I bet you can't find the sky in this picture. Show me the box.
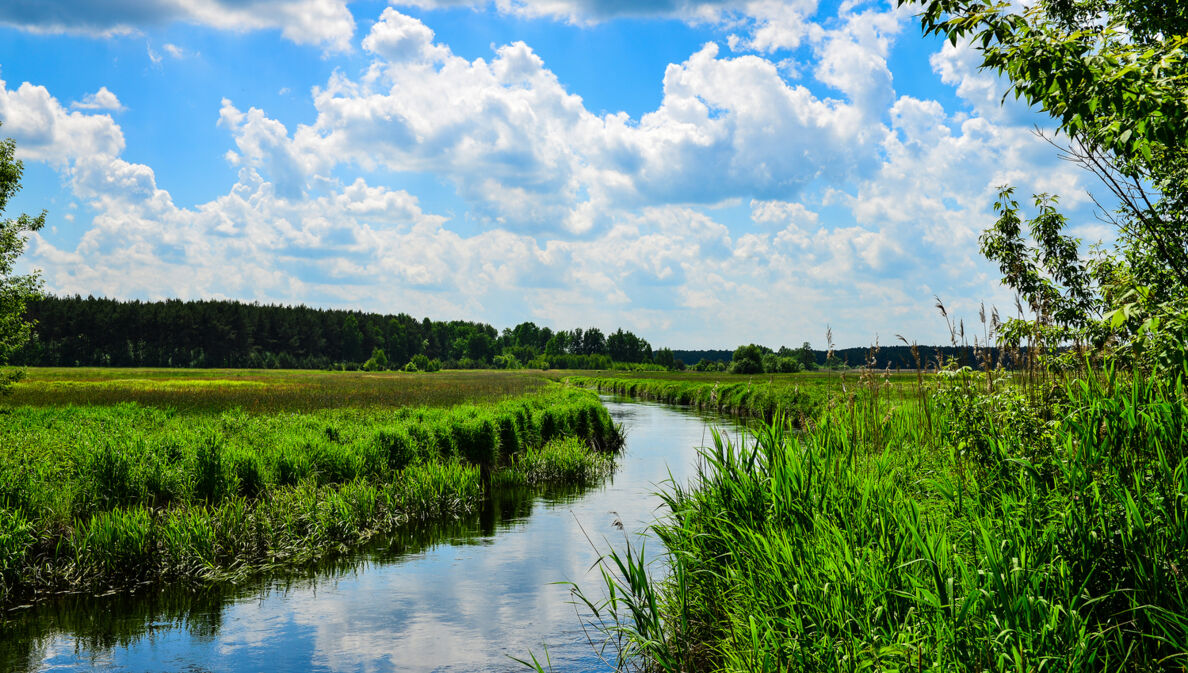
[0,0,1110,348]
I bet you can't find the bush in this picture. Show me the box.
[362,347,389,371]
[492,353,520,369]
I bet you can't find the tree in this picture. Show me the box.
[0,127,45,392]
[799,342,816,370]
[655,347,676,370]
[544,332,570,356]
[465,331,493,362]
[581,327,607,357]
[730,344,766,374]
[362,346,389,371]
[902,0,1188,365]
[341,314,364,362]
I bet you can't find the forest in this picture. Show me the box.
[12,295,657,371]
[14,295,1003,373]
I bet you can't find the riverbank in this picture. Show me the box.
[566,374,829,425]
[578,370,1188,671]
[0,385,621,605]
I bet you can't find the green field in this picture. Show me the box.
[2,367,554,412]
[0,368,622,604]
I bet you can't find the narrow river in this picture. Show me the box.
[2,398,745,672]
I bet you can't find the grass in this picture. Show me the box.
[2,367,552,413]
[0,370,623,605]
[567,366,1188,672]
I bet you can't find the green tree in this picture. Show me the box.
[362,346,388,371]
[799,342,816,370]
[466,331,493,362]
[410,353,430,372]
[0,127,45,392]
[341,314,364,362]
[903,0,1188,364]
[544,332,569,356]
[655,347,676,370]
[730,344,766,374]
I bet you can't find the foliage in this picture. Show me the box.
[362,346,389,371]
[0,127,45,393]
[691,358,727,372]
[729,344,766,374]
[654,347,676,370]
[982,188,1101,333]
[492,353,521,369]
[902,0,1188,367]
[544,353,612,370]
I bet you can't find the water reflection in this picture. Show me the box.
[1,398,743,672]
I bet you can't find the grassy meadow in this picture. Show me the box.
[3,367,553,412]
[0,367,621,605]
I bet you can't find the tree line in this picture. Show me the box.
[678,344,1009,372]
[13,295,659,371]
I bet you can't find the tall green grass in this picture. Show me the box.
[0,387,621,604]
[572,367,1187,671]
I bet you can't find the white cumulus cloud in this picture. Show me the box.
[70,86,125,112]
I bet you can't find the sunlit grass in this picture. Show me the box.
[2,367,551,413]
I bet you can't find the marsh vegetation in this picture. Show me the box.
[0,371,621,605]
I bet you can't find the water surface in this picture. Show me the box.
[2,398,743,672]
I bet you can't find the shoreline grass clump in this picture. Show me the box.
[571,366,1187,672]
[0,386,621,605]
[496,435,615,487]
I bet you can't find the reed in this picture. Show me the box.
[568,365,1188,671]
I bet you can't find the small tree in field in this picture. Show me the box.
[0,125,44,393]
[362,346,389,371]
[730,344,766,374]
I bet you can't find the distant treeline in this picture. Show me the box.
[14,296,661,371]
[675,345,1009,371]
[15,296,1007,372]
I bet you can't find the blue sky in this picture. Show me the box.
[0,0,1107,347]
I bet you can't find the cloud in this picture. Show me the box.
[218,99,316,200]
[0,75,125,164]
[162,42,197,59]
[362,7,448,62]
[296,11,895,232]
[11,5,1108,347]
[70,86,125,112]
[0,0,356,52]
